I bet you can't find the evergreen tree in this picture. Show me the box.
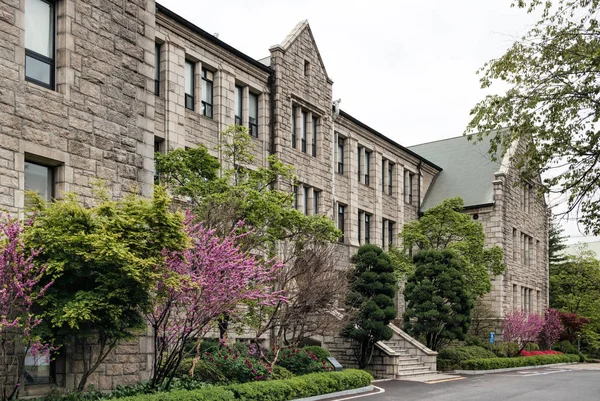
[549,215,567,268]
[342,245,397,368]
[403,249,473,351]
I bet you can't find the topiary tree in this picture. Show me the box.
[342,244,397,369]
[403,249,474,351]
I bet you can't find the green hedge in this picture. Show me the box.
[225,370,372,401]
[437,346,497,371]
[113,370,372,401]
[113,387,235,401]
[460,354,580,370]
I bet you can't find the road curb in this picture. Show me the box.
[291,385,374,401]
[454,362,578,375]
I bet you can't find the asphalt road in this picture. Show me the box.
[327,365,600,401]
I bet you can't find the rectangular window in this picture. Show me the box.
[364,150,371,186]
[303,186,309,215]
[358,211,363,245]
[235,85,243,125]
[293,185,298,209]
[537,290,541,312]
[249,92,258,137]
[513,284,518,310]
[25,161,54,203]
[201,68,213,118]
[154,140,163,184]
[382,160,386,192]
[154,43,161,96]
[358,146,362,182]
[382,219,387,249]
[312,117,318,157]
[24,348,51,384]
[338,204,345,243]
[337,136,345,174]
[513,228,519,262]
[521,233,532,266]
[388,163,394,195]
[292,107,297,148]
[364,213,371,244]
[301,111,307,153]
[388,221,394,247]
[313,190,320,215]
[25,0,55,89]
[184,60,195,110]
[405,171,414,204]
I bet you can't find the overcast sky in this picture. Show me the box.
[158,0,593,244]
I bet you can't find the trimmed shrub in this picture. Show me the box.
[302,346,331,360]
[277,347,332,375]
[524,343,540,351]
[271,365,295,380]
[553,340,578,355]
[174,358,228,383]
[520,350,562,357]
[224,369,372,401]
[490,342,520,358]
[113,387,235,401]
[437,346,496,371]
[461,354,579,370]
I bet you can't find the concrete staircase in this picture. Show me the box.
[384,342,438,378]
[373,323,439,379]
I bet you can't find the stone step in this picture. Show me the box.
[396,367,435,377]
[398,360,424,367]
[397,356,419,362]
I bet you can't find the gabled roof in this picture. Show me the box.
[408,134,504,211]
[270,20,332,83]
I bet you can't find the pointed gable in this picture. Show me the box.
[270,20,333,84]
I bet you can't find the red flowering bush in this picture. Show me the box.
[520,350,563,357]
[201,342,272,383]
[276,347,333,375]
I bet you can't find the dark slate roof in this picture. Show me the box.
[408,134,503,211]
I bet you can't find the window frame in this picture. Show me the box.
[303,186,309,215]
[388,163,394,195]
[313,190,320,215]
[338,204,345,243]
[291,107,297,148]
[234,85,243,125]
[24,160,55,204]
[364,213,371,244]
[184,60,195,111]
[154,43,161,96]
[388,221,394,247]
[364,150,371,186]
[24,0,56,90]
[337,135,345,174]
[201,68,213,118]
[301,111,307,153]
[312,117,318,157]
[249,91,258,137]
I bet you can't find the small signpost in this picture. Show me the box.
[490,331,495,344]
[326,356,343,371]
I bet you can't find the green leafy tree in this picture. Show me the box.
[156,125,340,344]
[467,0,600,234]
[342,245,397,369]
[400,197,505,298]
[550,243,600,349]
[403,249,474,351]
[24,186,186,391]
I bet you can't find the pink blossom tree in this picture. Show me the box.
[502,310,545,351]
[148,215,285,389]
[538,308,564,350]
[0,216,52,401]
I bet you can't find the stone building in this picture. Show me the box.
[0,0,547,389]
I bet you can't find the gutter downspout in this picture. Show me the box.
[268,73,276,158]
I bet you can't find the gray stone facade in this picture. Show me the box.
[0,0,547,391]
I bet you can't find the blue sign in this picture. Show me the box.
[490,331,495,344]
